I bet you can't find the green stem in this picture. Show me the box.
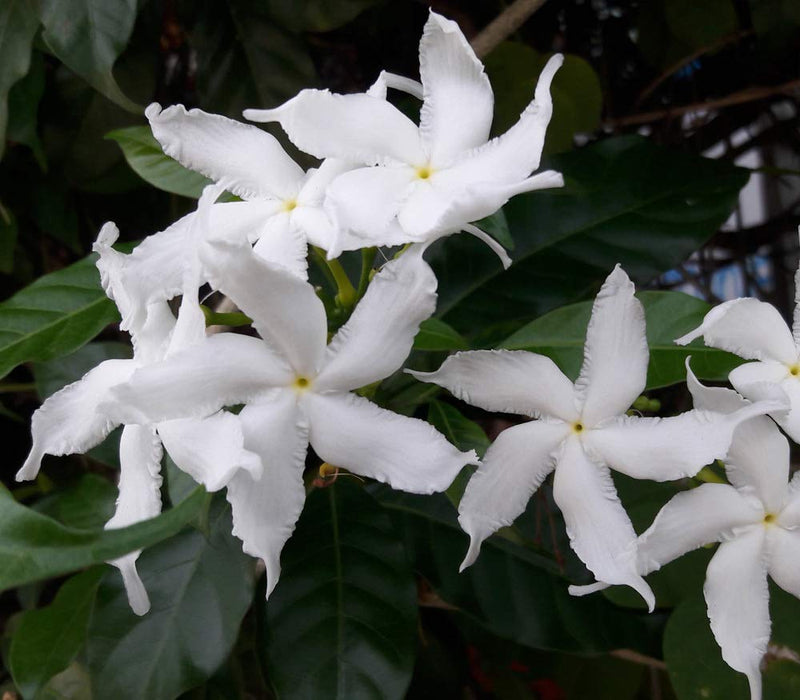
[0,382,36,394]
[357,248,377,298]
[315,247,357,307]
[694,465,727,484]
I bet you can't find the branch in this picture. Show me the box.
[470,0,550,58]
[610,649,668,670]
[605,79,800,129]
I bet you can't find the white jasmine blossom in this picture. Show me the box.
[409,266,785,610]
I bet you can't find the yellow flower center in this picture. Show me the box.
[790,364,800,377]
[282,199,298,212]
[764,513,777,526]
[415,165,433,180]
[572,422,584,434]
[292,375,311,392]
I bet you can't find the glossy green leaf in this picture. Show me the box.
[262,481,417,699]
[413,318,469,351]
[38,0,140,112]
[485,44,603,154]
[33,474,117,531]
[0,0,38,160]
[86,500,255,699]
[427,400,489,458]
[665,586,800,699]
[433,136,749,334]
[0,253,118,381]
[476,207,514,250]
[9,567,105,700]
[106,126,213,198]
[374,487,663,655]
[34,341,132,399]
[0,484,206,592]
[264,0,382,32]
[501,291,743,390]
[7,49,46,167]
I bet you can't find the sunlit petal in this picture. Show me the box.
[729,361,800,443]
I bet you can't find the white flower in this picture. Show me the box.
[629,371,800,700]
[676,259,800,442]
[409,266,784,610]
[244,11,564,259]
[17,221,260,616]
[106,241,477,597]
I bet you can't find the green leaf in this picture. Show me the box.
[106,126,214,198]
[485,44,603,154]
[0,484,206,592]
[264,0,383,32]
[0,0,38,161]
[86,500,255,699]
[262,481,417,699]
[501,291,743,390]
[427,400,489,458]
[33,340,132,399]
[0,200,17,274]
[38,0,140,112]
[476,207,514,250]
[374,487,663,655]
[9,567,105,700]
[7,49,46,167]
[433,136,749,334]
[33,474,117,531]
[413,318,469,351]
[664,586,800,699]
[0,253,118,381]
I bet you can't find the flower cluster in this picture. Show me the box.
[18,9,800,699]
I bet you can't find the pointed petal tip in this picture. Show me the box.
[144,102,163,121]
[16,448,43,482]
[243,107,280,123]
[675,327,702,346]
[118,559,151,616]
[93,222,120,252]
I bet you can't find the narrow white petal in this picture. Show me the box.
[675,297,797,364]
[157,412,262,492]
[226,390,309,598]
[325,165,416,239]
[409,349,578,422]
[305,392,475,494]
[109,335,292,424]
[418,11,493,163]
[687,362,790,512]
[146,103,303,200]
[586,396,784,482]
[17,359,136,481]
[553,438,655,610]
[767,527,800,599]
[573,265,648,425]
[457,420,568,570]
[462,224,512,269]
[251,212,309,280]
[440,54,562,185]
[793,263,800,345]
[106,425,164,616]
[637,483,762,575]
[367,70,423,100]
[730,362,800,443]
[315,247,437,392]
[200,239,327,377]
[704,528,769,700]
[244,90,425,166]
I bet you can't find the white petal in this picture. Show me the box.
[704,528,769,700]
[200,239,327,378]
[157,412,262,492]
[793,263,800,346]
[146,103,303,200]
[315,247,437,392]
[574,265,648,426]
[290,206,341,252]
[109,335,292,424]
[553,437,655,610]
[586,397,784,482]
[767,527,800,599]
[297,157,356,204]
[730,362,800,443]
[304,392,475,494]
[441,54,562,185]
[637,483,762,575]
[457,419,568,570]
[408,349,578,422]
[18,359,136,481]
[325,165,416,240]
[251,212,309,280]
[687,361,790,512]
[418,11,493,163]
[106,424,164,616]
[675,297,797,364]
[226,390,309,597]
[367,70,423,100]
[244,90,425,166]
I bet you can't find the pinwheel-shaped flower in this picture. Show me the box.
[18,223,260,615]
[245,11,564,252]
[631,370,800,700]
[677,265,800,441]
[108,241,476,596]
[410,266,783,609]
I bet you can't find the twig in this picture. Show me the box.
[605,79,800,129]
[610,649,668,670]
[470,0,550,58]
